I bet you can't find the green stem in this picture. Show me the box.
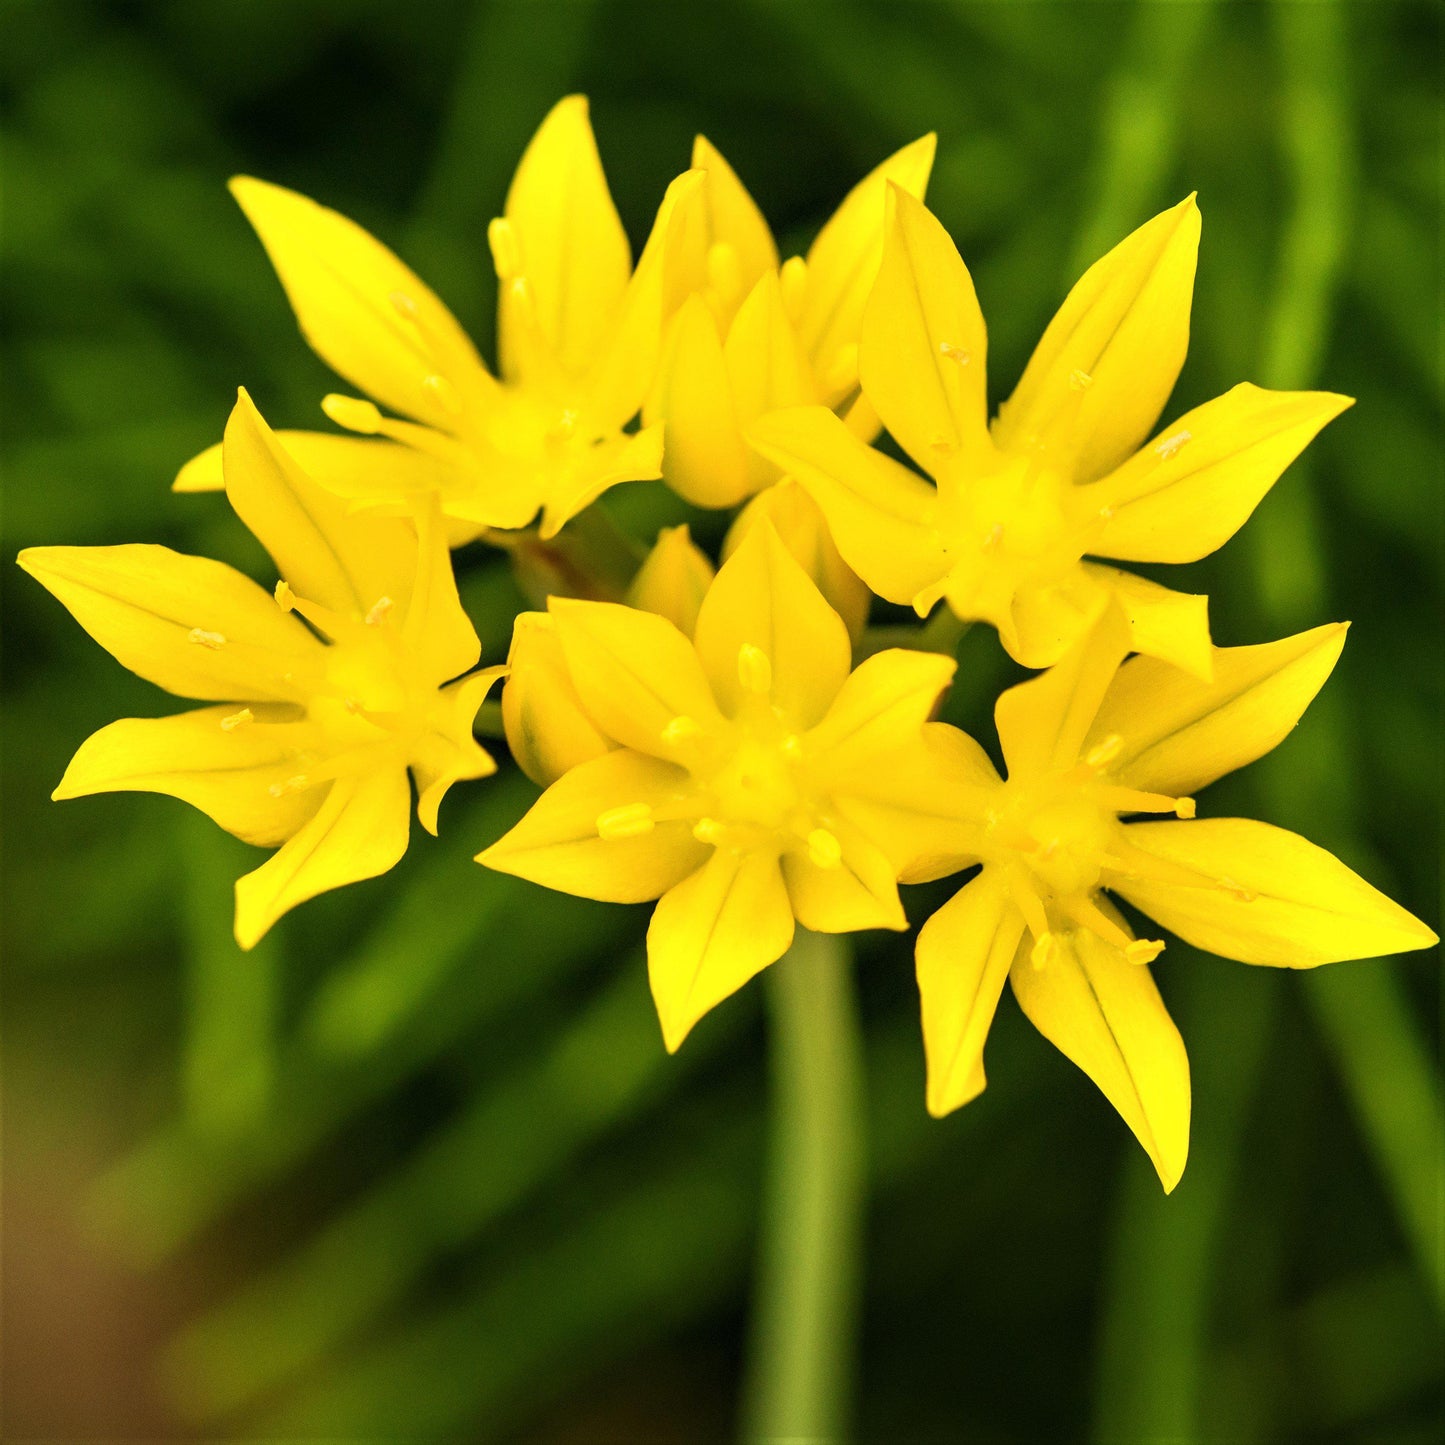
[741,930,866,1444]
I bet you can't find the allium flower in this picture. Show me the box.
[751,187,1353,673]
[20,392,500,947]
[480,524,977,1050]
[176,97,701,540]
[908,611,1437,1188]
[645,132,935,510]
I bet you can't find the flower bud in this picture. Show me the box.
[626,525,716,637]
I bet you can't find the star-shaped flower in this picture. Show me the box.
[751,187,1353,673]
[907,611,1436,1189]
[480,523,979,1050]
[21,392,501,948]
[176,97,701,540]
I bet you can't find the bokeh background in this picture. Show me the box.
[3,0,1441,1439]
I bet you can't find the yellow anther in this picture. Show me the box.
[365,596,395,627]
[662,715,702,747]
[692,817,725,846]
[487,217,521,281]
[982,522,1004,552]
[596,803,655,840]
[1030,930,1058,970]
[938,341,972,366]
[1154,429,1192,461]
[268,774,309,798]
[1085,733,1124,770]
[187,628,226,650]
[1069,368,1093,391]
[1174,796,1197,820]
[422,373,461,414]
[274,580,296,612]
[1124,938,1166,966]
[807,828,843,869]
[220,707,254,732]
[322,394,383,434]
[737,643,772,695]
[779,255,808,318]
[388,290,419,320]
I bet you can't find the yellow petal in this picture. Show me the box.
[998,569,1112,670]
[230,176,488,430]
[723,269,816,471]
[647,294,751,507]
[18,543,319,702]
[693,522,851,729]
[1085,563,1213,679]
[502,95,630,379]
[409,668,504,835]
[748,406,945,606]
[233,767,412,949]
[626,525,716,638]
[1010,922,1190,1192]
[537,422,665,539]
[501,612,614,787]
[782,814,906,934]
[223,391,417,617]
[478,749,705,902]
[1116,819,1439,966]
[648,846,794,1051]
[723,480,871,641]
[548,597,721,758]
[995,605,1132,780]
[1089,385,1355,562]
[797,133,936,405]
[916,867,1026,1116]
[691,134,779,310]
[53,705,325,846]
[860,185,992,474]
[994,196,1200,483]
[399,501,481,685]
[808,648,957,775]
[1089,623,1348,796]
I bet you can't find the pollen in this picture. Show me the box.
[220,707,254,732]
[938,342,972,366]
[807,827,843,869]
[187,628,226,649]
[1068,368,1093,391]
[365,596,395,627]
[596,803,655,840]
[268,774,310,798]
[1154,429,1192,460]
[737,643,773,696]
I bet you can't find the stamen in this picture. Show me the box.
[596,803,655,840]
[487,217,521,282]
[1085,733,1123,770]
[268,774,310,798]
[187,628,226,649]
[322,395,383,435]
[1154,429,1192,461]
[1011,880,1050,943]
[1099,785,1192,817]
[365,596,395,627]
[1125,938,1166,965]
[1030,931,1058,970]
[807,828,842,869]
[1174,797,1197,820]
[938,342,972,367]
[737,643,772,696]
[220,707,254,732]
[692,817,725,846]
[662,715,701,747]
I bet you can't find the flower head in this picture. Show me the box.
[21,391,500,947]
[910,609,1436,1189]
[480,523,981,1051]
[751,187,1354,673]
[177,97,702,540]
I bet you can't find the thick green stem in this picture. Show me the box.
[741,929,866,1444]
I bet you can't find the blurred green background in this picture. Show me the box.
[2,0,1440,1439]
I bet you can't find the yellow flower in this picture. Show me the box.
[751,187,1354,674]
[176,97,702,540]
[644,132,935,509]
[910,610,1436,1190]
[480,523,980,1051]
[20,391,501,948]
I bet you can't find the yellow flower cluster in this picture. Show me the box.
[21,97,1434,1187]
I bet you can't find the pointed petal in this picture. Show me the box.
[400,501,481,684]
[691,134,779,303]
[647,294,751,507]
[995,606,1132,779]
[479,749,705,904]
[1000,569,1113,670]
[748,406,945,606]
[223,391,416,616]
[808,648,957,775]
[1011,923,1190,1191]
[1089,385,1355,562]
[693,523,851,729]
[230,176,486,430]
[917,868,1026,1116]
[537,422,665,538]
[648,847,794,1051]
[1116,819,1439,966]
[548,597,721,758]
[725,269,816,420]
[18,543,319,702]
[994,196,1200,483]
[410,669,502,835]
[1089,624,1348,796]
[502,95,630,378]
[1086,563,1213,679]
[626,524,716,638]
[860,185,992,474]
[233,767,412,949]
[797,133,936,404]
[782,812,907,934]
[53,705,324,846]
[501,612,614,787]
